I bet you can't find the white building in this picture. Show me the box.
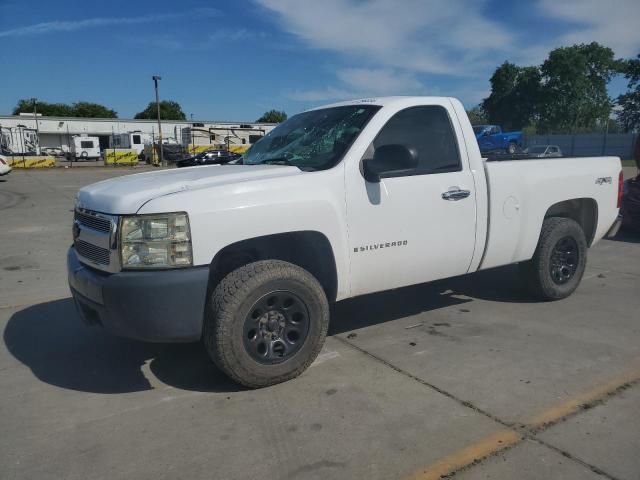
[0,113,276,154]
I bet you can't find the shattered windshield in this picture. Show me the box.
[243,105,380,170]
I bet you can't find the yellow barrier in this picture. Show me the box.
[229,145,249,154]
[186,144,250,155]
[186,144,214,155]
[7,156,55,168]
[143,145,158,164]
[105,149,139,165]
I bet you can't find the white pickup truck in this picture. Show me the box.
[68,97,622,387]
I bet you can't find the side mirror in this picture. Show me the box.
[362,144,418,183]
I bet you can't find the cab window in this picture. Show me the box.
[373,106,461,175]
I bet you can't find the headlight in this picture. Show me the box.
[119,212,192,269]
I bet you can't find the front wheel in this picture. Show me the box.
[520,217,587,300]
[203,260,329,388]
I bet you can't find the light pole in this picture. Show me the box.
[31,98,40,155]
[152,75,164,166]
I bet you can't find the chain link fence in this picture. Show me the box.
[525,133,638,159]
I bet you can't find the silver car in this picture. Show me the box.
[527,145,562,158]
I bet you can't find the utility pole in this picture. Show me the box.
[17,124,26,168]
[31,98,40,155]
[152,75,164,166]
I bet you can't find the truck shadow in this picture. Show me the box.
[330,264,531,335]
[4,265,529,394]
[3,298,241,395]
[607,229,640,244]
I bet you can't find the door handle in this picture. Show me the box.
[442,188,471,201]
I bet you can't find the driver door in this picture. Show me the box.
[345,103,477,297]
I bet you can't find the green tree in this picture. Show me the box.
[72,101,117,118]
[256,110,287,123]
[538,42,620,133]
[134,100,186,120]
[617,54,640,132]
[482,62,541,131]
[13,99,73,117]
[12,99,117,117]
[466,105,487,125]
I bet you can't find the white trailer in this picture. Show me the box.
[0,126,40,155]
[70,136,101,160]
[109,131,150,155]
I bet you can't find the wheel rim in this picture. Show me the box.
[550,236,579,285]
[243,290,310,364]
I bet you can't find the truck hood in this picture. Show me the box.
[76,164,302,214]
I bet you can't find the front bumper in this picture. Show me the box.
[67,247,209,342]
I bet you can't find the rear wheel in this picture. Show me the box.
[520,217,587,300]
[203,260,329,388]
[507,142,518,154]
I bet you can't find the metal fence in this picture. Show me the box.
[525,133,638,159]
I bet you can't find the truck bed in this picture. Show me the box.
[479,156,621,270]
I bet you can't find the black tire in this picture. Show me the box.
[203,260,329,388]
[507,142,518,154]
[521,217,587,300]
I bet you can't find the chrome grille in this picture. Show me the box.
[75,210,111,233]
[75,240,111,266]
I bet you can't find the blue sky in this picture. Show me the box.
[1,0,638,121]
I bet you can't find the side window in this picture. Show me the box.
[132,135,141,144]
[373,106,461,175]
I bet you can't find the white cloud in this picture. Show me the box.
[287,86,356,102]
[286,68,423,102]
[0,8,219,38]
[256,0,513,76]
[336,68,422,93]
[537,0,640,57]
[259,0,640,107]
[208,28,270,43]
[124,35,185,52]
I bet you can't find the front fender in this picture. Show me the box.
[138,165,351,299]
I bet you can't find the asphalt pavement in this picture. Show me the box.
[1,167,639,480]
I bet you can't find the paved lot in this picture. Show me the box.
[1,167,639,480]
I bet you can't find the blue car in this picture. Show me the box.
[473,125,523,154]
